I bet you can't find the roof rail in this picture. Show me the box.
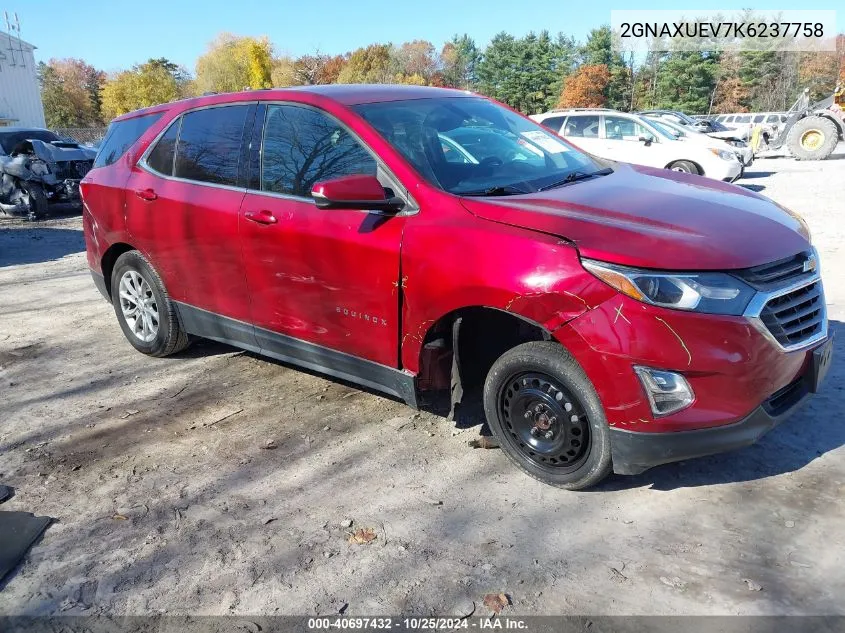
[547,107,616,113]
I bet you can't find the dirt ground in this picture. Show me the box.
[2,145,845,617]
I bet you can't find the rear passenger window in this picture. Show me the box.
[539,116,565,133]
[174,106,249,186]
[261,105,377,198]
[146,119,180,176]
[93,113,162,169]
[563,116,600,138]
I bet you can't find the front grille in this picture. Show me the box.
[736,251,814,289]
[759,280,824,347]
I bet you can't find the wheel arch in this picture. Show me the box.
[414,305,554,395]
[665,159,704,175]
[100,242,136,298]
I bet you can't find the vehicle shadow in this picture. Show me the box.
[595,319,845,491]
[0,226,85,267]
[740,170,774,179]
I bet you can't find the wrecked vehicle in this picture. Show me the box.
[0,128,95,220]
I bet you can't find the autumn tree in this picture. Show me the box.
[271,56,297,86]
[38,58,105,127]
[391,40,439,84]
[580,26,631,110]
[195,33,273,93]
[101,58,190,120]
[711,52,749,113]
[558,64,610,108]
[441,34,480,89]
[336,44,393,83]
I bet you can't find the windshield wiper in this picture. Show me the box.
[537,167,613,192]
[460,184,531,197]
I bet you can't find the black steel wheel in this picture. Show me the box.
[483,341,613,489]
[499,372,590,473]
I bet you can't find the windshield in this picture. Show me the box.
[0,129,61,154]
[354,97,604,195]
[649,119,683,138]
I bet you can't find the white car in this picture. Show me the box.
[644,116,754,167]
[532,110,742,182]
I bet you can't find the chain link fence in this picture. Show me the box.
[53,127,108,146]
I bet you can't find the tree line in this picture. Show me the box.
[39,27,845,128]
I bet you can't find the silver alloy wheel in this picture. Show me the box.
[118,270,159,343]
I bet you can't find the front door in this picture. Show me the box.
[601,114,662,168]
[239,103,405,367]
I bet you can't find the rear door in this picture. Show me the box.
[124,103,255,326]
[238,102,406,366]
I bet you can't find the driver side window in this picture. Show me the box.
[261,105,377,198]
[604,116,652,142]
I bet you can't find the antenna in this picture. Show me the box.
[3,11,15,67]
[13,12,24,68]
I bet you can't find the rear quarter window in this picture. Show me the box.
[93,113,163,169]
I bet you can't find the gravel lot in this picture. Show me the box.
[1,145,844,617]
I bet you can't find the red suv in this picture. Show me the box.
[81,86,832,489]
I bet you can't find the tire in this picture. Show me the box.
[482,341,612,490]
[20,181,48,220]
[667,160,699,175]
[787,116,839,161]
[110,251,190,357]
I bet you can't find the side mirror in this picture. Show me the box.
[311,174,405,213]
[639,136,654,146]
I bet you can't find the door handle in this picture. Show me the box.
[135,188,157,201]
[244,210,277,225]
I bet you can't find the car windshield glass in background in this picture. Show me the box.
[648,119,681,138]
[538,115,565,133]
[174,105,249,186]
[0,130,62,154]
[93,113,162,169]
[261,105,377,197]
[355,97,600,195]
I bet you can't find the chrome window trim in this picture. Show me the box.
[742,271,827,353]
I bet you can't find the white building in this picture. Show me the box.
[0,31,46,127]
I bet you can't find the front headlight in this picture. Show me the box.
[582,259,756,315]
[708,148,735,161]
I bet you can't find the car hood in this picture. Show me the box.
[460,163,810,270]
[707,129,745,141]
[27,139,96,163]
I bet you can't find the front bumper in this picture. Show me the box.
[610,374,811,475]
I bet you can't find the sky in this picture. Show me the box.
[3,0,843,72]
